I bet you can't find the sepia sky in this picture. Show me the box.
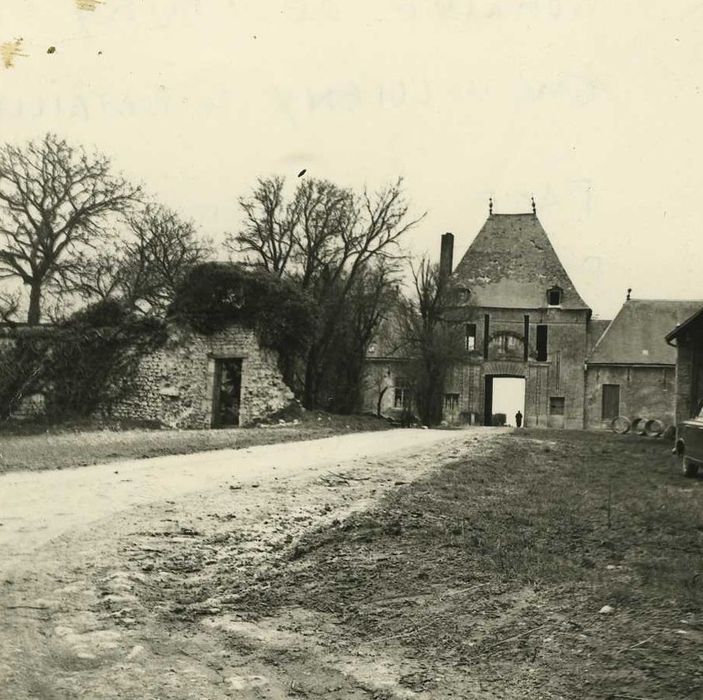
[2,0,703,319]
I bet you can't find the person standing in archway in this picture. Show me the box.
[515,410,523,428]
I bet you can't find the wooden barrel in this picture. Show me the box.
[611,416,631,434]
[644,419,664,437]
[632,417,647,435]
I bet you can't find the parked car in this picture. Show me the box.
[675,402,703,477]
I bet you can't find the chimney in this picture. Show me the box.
[439,232,454,280]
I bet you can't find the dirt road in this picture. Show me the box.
[0,427,500,699]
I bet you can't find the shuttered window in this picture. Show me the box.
[549,397,565,415]
[536,325,548,361]
[465,323,476,351]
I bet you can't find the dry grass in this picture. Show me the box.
[0,412,392,474]
[229,429,703,698]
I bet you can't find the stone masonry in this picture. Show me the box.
[107,323,294,428]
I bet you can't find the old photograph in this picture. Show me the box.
[1,1,702,698]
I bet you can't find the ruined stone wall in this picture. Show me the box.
[106,324,294,428]
[584,365,676,430]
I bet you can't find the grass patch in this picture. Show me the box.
[0,411,392,474]
[229,430,703,698]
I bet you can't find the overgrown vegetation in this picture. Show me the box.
[169,262,315,387]
[0,133,425,417]
[228,176,422,411]
[0,299,165,420]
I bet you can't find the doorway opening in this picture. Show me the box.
[212,358,243,427]
[484,375,525,426]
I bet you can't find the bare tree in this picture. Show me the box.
[235,177,299,275]
[400,257,463,426]
[122,204,212,313]
[0,133,140,323]
[60,204,211,315]
[227,175,423,408]
[326,263,400,413]
[0,289,20,324]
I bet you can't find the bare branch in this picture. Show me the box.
[0,133,141,322]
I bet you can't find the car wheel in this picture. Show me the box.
[683,457,699,478]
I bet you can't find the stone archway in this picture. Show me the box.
[482,361,527,426]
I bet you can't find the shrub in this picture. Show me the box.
[0,299,167,421]
[169,262,316,388]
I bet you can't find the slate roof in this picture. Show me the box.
[450,213,589,310]
[587,299,703,365]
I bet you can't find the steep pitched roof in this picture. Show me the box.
[587,318,612,353]
[450,213,589,310]
[587,299,703,365]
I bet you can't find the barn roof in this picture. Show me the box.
[450,213,589,310]
[587,299,703,365]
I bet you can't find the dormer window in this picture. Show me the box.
[547,286,562,306]
[457,286,471,303]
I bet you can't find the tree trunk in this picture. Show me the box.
[376,386,388,418]
[27,282,42,325]
[303,348,318,409]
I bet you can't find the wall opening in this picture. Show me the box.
[465,323,476,351]
[212,358,243,427]
[549,396,566,428]
[601,383,620,421]
[484,376,525,426]
[536,324,548,361]
[547,286,562,306]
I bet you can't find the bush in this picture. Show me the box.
[492,413,507,426]
[46,300,167,417]
[169,262,316,388]
[0,299,167,421]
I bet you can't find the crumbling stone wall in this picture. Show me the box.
[106,323,294,428]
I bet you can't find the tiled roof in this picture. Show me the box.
[450,213,589,310]
[587,299,703,365]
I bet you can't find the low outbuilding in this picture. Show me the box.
[585,299,703,430]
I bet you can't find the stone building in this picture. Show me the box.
[106,323,295,428]
[364,314,412,420]
[0,322,295,429]
[665,305,703,426]
[436,206,595,428]
[584,299,703,429]
[364,204,698,431]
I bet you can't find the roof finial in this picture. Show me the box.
[531,196,536,215]
[489,196,493,215]
[627,288,632,301]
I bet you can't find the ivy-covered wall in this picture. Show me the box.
[106,323,295,428]
[0,322,295,428]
